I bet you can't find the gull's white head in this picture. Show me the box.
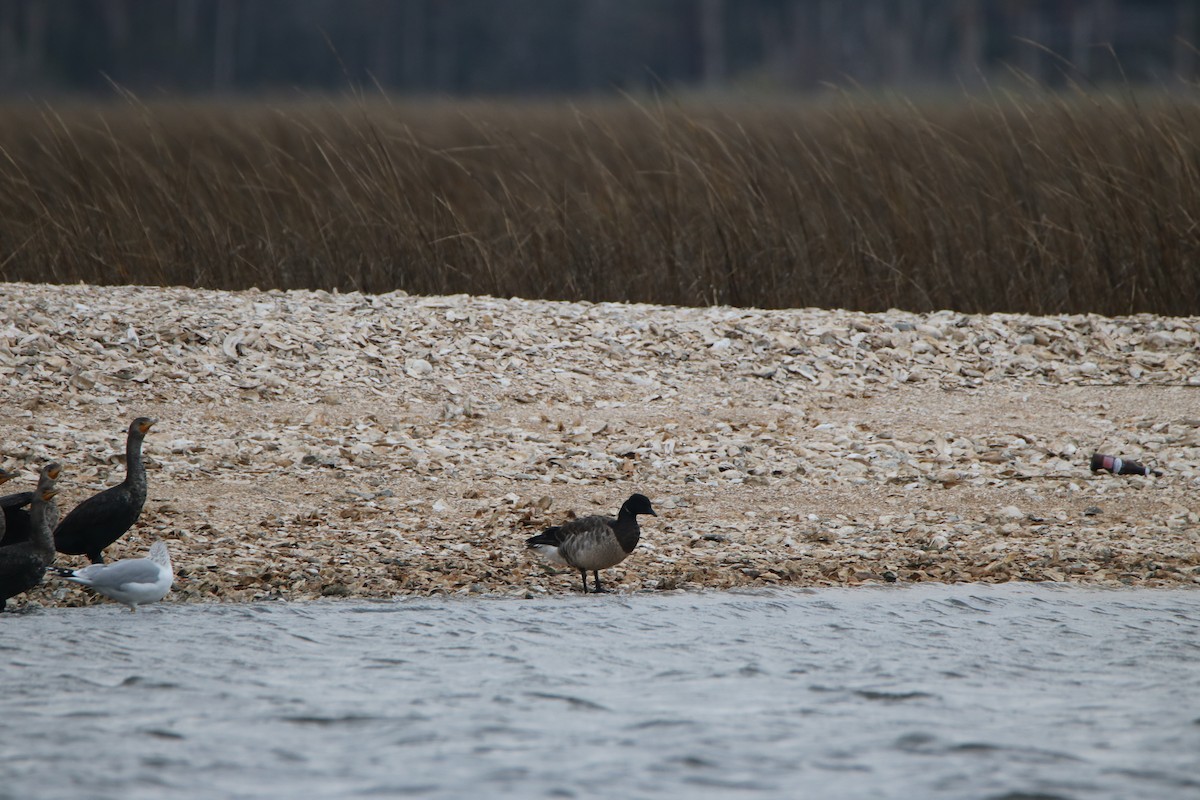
[149,540,172,570]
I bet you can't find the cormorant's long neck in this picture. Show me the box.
[30,497,54,554]
[125,432,148,499]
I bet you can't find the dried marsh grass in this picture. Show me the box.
[1,90,1198,314]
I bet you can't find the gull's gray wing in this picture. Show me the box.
[73,558,162,588]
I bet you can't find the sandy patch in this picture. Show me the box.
[1,283,1197,607]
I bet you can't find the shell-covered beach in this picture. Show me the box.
[2,282,1198,606]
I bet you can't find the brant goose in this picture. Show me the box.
[527,493,657,593]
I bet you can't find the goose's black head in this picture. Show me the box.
[621,493,657,517]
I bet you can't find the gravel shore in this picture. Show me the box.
[2,282,1198,607]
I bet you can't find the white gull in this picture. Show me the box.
[51,540,173,611]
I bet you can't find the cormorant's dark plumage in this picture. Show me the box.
[54,417,155,564]
[0,466,20,545]
[0,468,59,611]
[1,463,62,547]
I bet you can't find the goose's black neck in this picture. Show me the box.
[612,510,641,554]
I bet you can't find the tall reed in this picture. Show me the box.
[1,90,1197,314]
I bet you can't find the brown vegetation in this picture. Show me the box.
[1,89,1198,314]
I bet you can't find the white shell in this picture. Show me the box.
[0,283,1194,603]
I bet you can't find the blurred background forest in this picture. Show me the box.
[1,0,1197,96]
[1,1,1199,314]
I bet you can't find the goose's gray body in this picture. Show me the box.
[527,493,656,593]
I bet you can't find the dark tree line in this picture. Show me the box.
[0,0,1197,96]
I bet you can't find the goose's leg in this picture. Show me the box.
[579,568,589,593]
[591,571,610,593]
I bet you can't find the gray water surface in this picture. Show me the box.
[2,585,1198,800]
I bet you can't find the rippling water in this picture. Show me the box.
[2,585,1198,800]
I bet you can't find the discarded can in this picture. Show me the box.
[1090,453,1162,477]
